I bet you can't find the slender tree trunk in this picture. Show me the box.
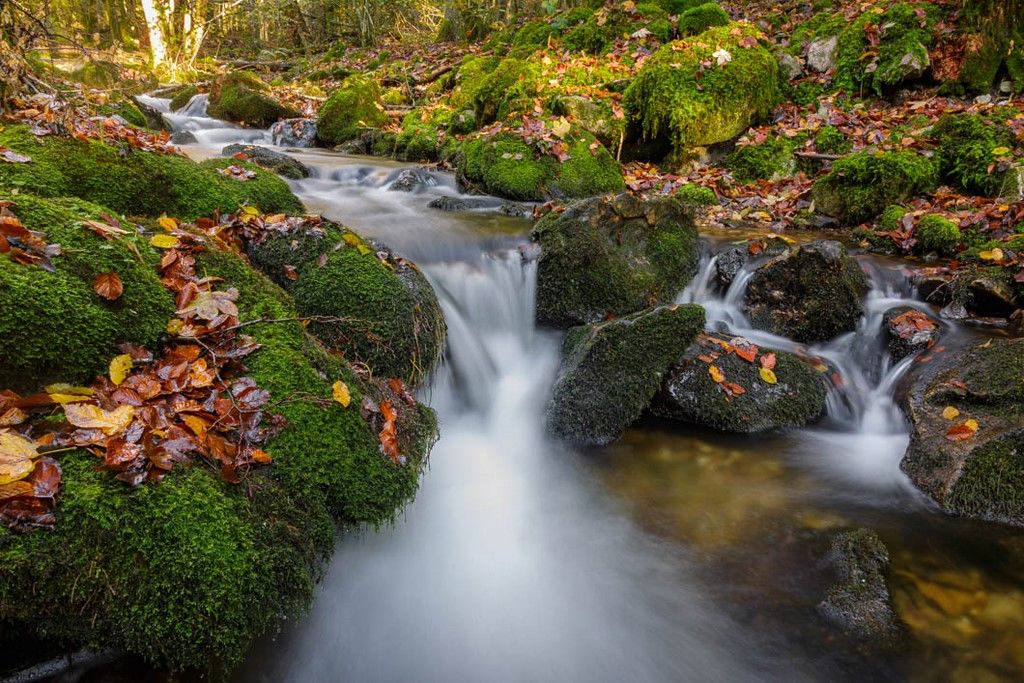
[139,0,169,67]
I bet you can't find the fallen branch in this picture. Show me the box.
[794,151,843,161]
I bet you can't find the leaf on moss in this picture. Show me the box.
[63,403,134,436]
[93,272,124,300]
[332,380,352,407]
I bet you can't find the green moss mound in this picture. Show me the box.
[623,22,780,153]
[208,71,298,128]
[315,76,389,146]
[245,224,445,387]
[915,214,961,255]
[472,58,542,125]
[815,125,852,155]
[546,304,705,446]
[389,107,452,162]
[532,193,700,327]
[678,3,730,36]
[0,125,302,219]
[652,334,827,432]
[458,125,624,201]
[811,150,937,224]
[932,114,1017,197]
[0,192,174,392]
[564,3,671,54]
[725,135,797,181]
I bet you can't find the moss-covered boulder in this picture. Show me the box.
[472,58,542,125]
[207,71,299,128]
[245,222,445,387]
[221,143,310,180]
[915,214,961,255]
[564,2,672,54]
[725,135,798,182]
[531,193,700,327]
[811,150,937,225]
[932,114,1018,197]
[546,304,705,446]
[623,23,780,154]
[458,123,624,201]
[0,125,302,219]
[0,246,437,672]
[900,338,1024,527]
[315,76,388,146]
[678,2,730,36]
[651,333,827,432]
[169,85,199,113]
[744,240,868,343]
[0,193,174,392]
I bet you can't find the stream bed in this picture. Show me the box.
[131,96,1024,683]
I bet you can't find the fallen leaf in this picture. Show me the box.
[63,403,134,436]
[946,419,979,442]
[150,234,180,249]
[941,406,960,421]
[760,353,777,370]
[709,365,725,383]
[93,272,124,300]
[759,367,778,384]
[109,354,133,385]
[158,216,177,231]
[0,430,39,485]
[332,380,351,407]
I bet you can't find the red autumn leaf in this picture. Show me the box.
[93,272,124,301]
[732,340,758,363]
[760,353,777,370]
[379,399,402,464]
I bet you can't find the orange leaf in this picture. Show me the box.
[733,342,758,363]
[378,399,402,464]
[760,353,777,370]
[93,272,124,301]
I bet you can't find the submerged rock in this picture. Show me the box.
[817,529,904,646]
[271,118,318,147]
[388,169,438,193]
[882,306,941,362]
[532,193,701,328]
[744,240,868,343]
[651,333,828,433]
[900,338,1024,527]
[428,196,487,211]
[222,143,310,179]
[546,304,705,447]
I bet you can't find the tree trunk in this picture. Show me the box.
[139,0,169,67]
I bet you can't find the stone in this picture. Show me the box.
[778,52,804,80]
[221,144,309,180]
[387,169,438,193]
[807,35,838,73]
[270,118,318,147]
[882,306,940,362]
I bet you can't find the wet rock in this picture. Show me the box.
[744,240,868,343]
[270,118,317,148]
[546,304,705,447]
[428,196,487,211]
[131,96,169,131]
[651,333,827,433]
[221,143,309,180]
[778,53,804,80]
[900,338,1024,527]
[388,169,437,193]
[498,201,531,218]
[882,306,940,362]
[170,130,198,145]
[968,273,1018,317]
[807,35,838,73]
[532,193,701,328]
[817,529,904,646]
[715,247,746,288]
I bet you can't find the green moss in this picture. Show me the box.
[878,204,908,232]
[678,2,730,36]
[513,20,553,47]
[0,125,301,219]
[449,55,500,111]
[0,193,174,392]
[245,225,445,387]
[915,214,962,255]
[565,2,670,54]
[208,71,298,127]
[811,150,937,224]
[676,183,717,205]
[815,125,852,155]
[390,107,452,162]
[315,76,388,146]
[948,432,1024,523]
[546,304,705,445]
[656,0,706,12]
[932,113,1016,197]
[169,85,199,112]
[98,100,148,128]
[70,60,120,87]
[725,135,796,182]
[623,23,780,152]
[473,58,542,124]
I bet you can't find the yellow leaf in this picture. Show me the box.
[964,418,979,432]
[109,354,133,385]
[708,365,725,383]
[979,248,1004,261]
[44,383,94,396]
[759,367,778,384]
[993,146,1011,156]
[150,234,180,249]
[47,393,94,404]
[166,319,184,335]
[158,216,177,231]
[332,380,351,407]
[941,406,960,421]
[63,403,134,436]
[0,430,39,485]
[240,205,260,216]
[182,414,210,439]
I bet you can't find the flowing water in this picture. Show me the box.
[129,97,1024,682]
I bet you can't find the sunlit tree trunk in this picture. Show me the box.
[139,0,168,67]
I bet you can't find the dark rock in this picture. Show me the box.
[131,96,169,131]
[428,196,485,211]
[221,144,309,180]
[715,247,746,288]
[744,240,868,343]
[498,202,531,218]
[900,338,1024,527]
[651,333,828,433]
[546,304,705,447]
[881,306,940,362]
[532,193,701,328]
[270,118,318,148]
[387,169,437,193]
[817,529,903,646]
[170,130,198,145]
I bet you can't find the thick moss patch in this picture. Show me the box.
[0,125,302,219]
[564,3,672,54]
[315,76,389,146]
[532,193,701,327]
[932,113,1017,197]
[0,192,174,392]
[678,3,730,36]
[811,150,937,224]
[207,71,298,128]
[725,135,799,181]
[624,22,780,153]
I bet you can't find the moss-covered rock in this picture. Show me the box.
[651,333,827,432]
[546,304,705,446]
[315,76,388,146]
[245,222,445,387]
[458,123,624,201]
[678,2,730,36]
[915,214,962,255]
[564,2,672,54]
[472,58,542,125]
[0,193,174,392]
[169,85,199,112]
[881,305,940,362]
[623,23,780,154]
[532,193,700,327]
[744,240,868,343]
[221,143,310,180]
[811,150,937,224]
[932,113,1017,197]
[0,125,302,219]
[388,107,454,162]
[815,125,852,155]
[725,135,798,181]
[207,71,299,128]
[900,338,1024,527]
[0,246,437,672]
